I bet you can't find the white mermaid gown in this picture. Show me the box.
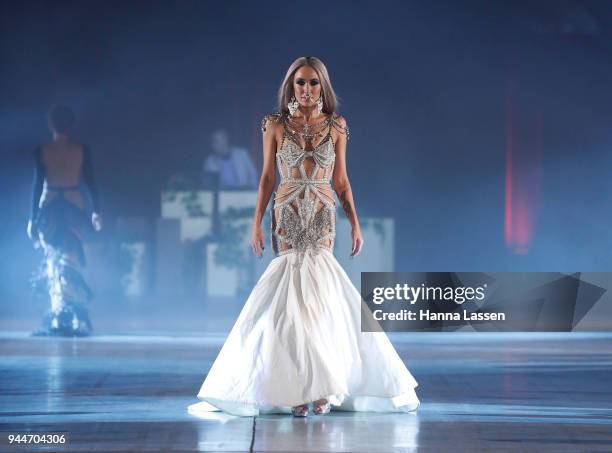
[188,113,419,416]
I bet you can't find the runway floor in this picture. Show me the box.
[1,331,611,452]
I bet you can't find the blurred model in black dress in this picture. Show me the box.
[27,105,102,336]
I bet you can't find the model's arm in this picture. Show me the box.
[27,147,44,239]
[332,116,363,257]
[30,146,44,221]
[82,145,100,212]
[251,115,278,257]
[82,145,102,231]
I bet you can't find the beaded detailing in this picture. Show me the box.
[262,111,348,266]
[261,111,349,142]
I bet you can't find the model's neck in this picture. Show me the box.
[296,105,320,122]
[53,132,69,143]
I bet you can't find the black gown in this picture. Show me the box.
[30,143,99,336]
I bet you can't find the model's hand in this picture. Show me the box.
[91,212,103,231]
[251,223,265,258]
[350,227,364,258]
[26,220,33,240]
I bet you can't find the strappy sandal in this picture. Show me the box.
[313,399,331,415]
[291,403,309,417]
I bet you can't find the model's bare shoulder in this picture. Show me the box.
[331,113,350,141]
[261,112,283,133]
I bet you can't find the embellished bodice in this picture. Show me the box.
[276,135,336,185]
[261,112,349,266]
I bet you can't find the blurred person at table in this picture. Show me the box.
[202,128,257,190]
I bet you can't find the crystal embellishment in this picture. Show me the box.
[264,112,348,267]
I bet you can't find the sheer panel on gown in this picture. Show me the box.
[188,112,419,416]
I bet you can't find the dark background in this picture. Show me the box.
[1,0,612,326]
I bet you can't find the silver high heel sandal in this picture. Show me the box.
[291,404,309,417]
[313,399,331,415]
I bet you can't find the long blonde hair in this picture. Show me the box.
[277,56,338,115]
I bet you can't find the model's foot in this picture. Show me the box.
[291,404,309,417]
[313,398,330,415]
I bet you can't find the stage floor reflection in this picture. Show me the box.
[1,331,611,452]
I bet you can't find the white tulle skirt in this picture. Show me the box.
[188,248,420,417]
